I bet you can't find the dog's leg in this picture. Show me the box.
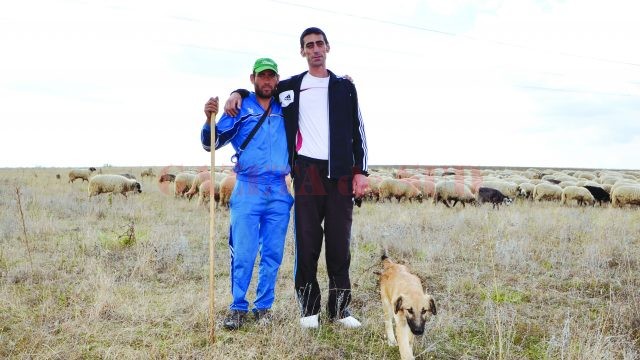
[382,298,397,346]
[394,315,414,360]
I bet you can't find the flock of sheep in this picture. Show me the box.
[66,166,235,208]
[362,167,640,209]
[65,165,640,209]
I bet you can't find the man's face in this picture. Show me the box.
[251,70,279,98]
[300,33,329,67]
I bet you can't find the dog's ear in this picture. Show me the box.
[428,297,437,315]
[394,296,403,314]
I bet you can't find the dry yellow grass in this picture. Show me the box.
[1,166,639,359]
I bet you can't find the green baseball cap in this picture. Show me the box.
[253,58,278,74]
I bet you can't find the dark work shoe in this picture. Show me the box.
[223,310,246,330]
[253,309,273,326]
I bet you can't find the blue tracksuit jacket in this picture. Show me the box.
[201,93,290,182]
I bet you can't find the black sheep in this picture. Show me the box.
[477,187,512,209]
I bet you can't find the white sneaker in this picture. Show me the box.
[300,314,319,329]
[337,315,361,328]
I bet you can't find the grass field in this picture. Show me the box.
[1,167,639,359]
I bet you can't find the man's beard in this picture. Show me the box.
[255,85,275,99]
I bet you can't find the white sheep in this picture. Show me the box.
[140,167,156,178]
[174,172,197,198]
[405,179,436,199]
[611,185,640,207]
[575,180,601,188]
[541,174,576,184]
[561,186,595,206]
[379,178,423,203]
[598,175,620,186]
[185,171,210,200]
[574,171,597,181]
[557,180,578,188]
[68,167,97,183]
[197,179,221,207]
[362,175,385,202]
[523,169,543,180]
[88,174,141,198]
[533,183,563,202]
[434,180,476,208]
[517,182,536,200]
[219,174,237,208]
[611,179,638,191]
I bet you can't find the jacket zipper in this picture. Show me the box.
[327,78,331,178]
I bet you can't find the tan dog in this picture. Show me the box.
[379,253,436,360]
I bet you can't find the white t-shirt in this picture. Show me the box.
[297,73,329,160]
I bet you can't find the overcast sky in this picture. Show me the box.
[2,0,639,170]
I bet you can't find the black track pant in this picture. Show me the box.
[293,156,354,319]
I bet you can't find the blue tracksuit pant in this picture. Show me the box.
[228,177,293,312]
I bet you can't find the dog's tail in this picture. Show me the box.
[381,246,389,261]
[380,247,394,270]
[373,247,392,276]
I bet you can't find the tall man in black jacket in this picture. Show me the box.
[225,27,369,329]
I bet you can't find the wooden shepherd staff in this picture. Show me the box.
[208,96,218,343]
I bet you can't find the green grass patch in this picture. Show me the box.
[482,286,529,304]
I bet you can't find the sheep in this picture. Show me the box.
[392,169,415,179]
[517,182,535,200]
[88,174,141,198]
[378,178,423,203]
[185,171,227,200]
[599,175,621,186]
[575,180,600,188]
[119,173,137,180]
[219,174,237,208]
[473,180,519,198]
[611,179,638,191]
[434,180,476,208]
[158,173,176,183]
[583,185,611,206]
[533,183,563,202]
[611,185,640,208]
[620,173,638,180]
[416,179,438,197]
[363,176,385,202]
[197,179,221,207]
[504,176,529,185]
[185,171,210,200]
[557,180,578,189]
[561,186,595,206]
[402,178,436,199]
[174,172,197,198]
[477,187,512,209]
[68,167,97,183]
[140,168,156,178]
[574,171,597,181]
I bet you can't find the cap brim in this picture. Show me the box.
[254,66,278,74]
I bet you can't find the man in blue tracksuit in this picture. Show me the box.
[201,58,293,330]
